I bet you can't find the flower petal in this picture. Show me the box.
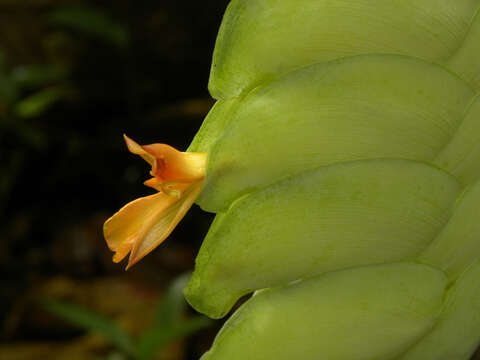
[143,144,206,182]
[144,177,189,199]
[123,134,206,182]
[104,191,180,264]
[127,181,204,269]
[106,135,206,267]
[123,134,159,175]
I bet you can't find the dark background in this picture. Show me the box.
[0,0,228,359]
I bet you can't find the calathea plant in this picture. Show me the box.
[104,1,480,359]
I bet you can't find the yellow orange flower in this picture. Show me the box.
[104,135,206,269]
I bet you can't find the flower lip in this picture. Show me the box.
[104,135,207,269]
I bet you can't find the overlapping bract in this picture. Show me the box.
[186,159,460,318]
[201,262,447,360]
[196,55,475,211]
[209,0,480,99]
[183,1,480,359]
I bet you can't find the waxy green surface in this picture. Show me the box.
[186,159,460,318]
[399,260,480,360]
[186,0,480,358]
[434,94,480,186]
[447,10,480,90]
[196,55,474,212]
[209,0,480,99]
[200,262,447,360]
[419,179,480,282]
[187,98,239,154]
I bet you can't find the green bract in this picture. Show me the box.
[209,0,480,98]
[186,159,460,318]
[200,263,447,360]
[182,0,480,358]
[195,54,474,211]
[419,179,480,281]
[434,94,480,186]
[399,259,480,360]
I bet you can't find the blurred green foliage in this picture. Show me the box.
[0,3,130,211]
[0,2,127,122]
[0,50,66,211]
[48,5,129,48]
[42,274,211,360]
[0,2,136,223]
[0,59,69,120]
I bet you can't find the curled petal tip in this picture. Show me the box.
[123,134,138,152]
[122,135,207,183]
[123,135,158,174]
[126,254,142,270]
[105,135,207,267]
